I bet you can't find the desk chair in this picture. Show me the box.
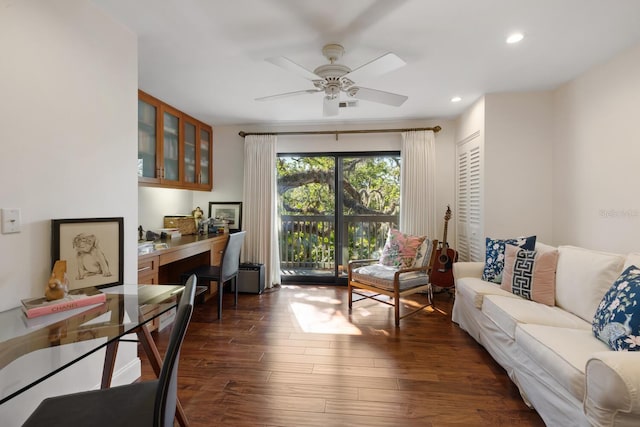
[181,231,246,320]
[23,275,198,427]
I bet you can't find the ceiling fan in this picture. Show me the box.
[256,44,408,116]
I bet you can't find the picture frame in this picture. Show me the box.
[208,202,242,231]
[51,217,124,290]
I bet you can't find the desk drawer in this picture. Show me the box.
[138,255,159,284]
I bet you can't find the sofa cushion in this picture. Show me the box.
[455,277,519,309]
[624,253,640,270]
[351,264,429,291]
[482,294,590,340]
[516,324,610,401]
[501,244,558,306]
[482,236,536,284]
[555,245,625,323]
[593,265,640,351]
[379,229,425,269]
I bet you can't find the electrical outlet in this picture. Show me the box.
[1,208,21,234]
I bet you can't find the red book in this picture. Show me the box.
[21,287,106,319]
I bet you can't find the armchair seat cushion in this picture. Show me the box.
[352,264,428,292]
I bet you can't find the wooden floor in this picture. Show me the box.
[141,284,545,427]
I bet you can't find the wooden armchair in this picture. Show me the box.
[348,239,438,327]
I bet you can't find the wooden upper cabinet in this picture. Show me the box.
[138,90,213,191]
[138,91,161,184]
[198,123,213,189]
[160,103,182,186]
[182,114,213,190]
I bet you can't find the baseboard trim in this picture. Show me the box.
[110,356,142,386]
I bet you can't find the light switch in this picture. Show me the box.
[1,208,21,234]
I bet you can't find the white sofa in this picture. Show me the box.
[452,243,640,427]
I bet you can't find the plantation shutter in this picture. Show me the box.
[456,133,483,262]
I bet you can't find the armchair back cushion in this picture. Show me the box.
[379,229,426,269]
[413,238,434,268]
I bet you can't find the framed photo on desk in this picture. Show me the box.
[208,202,242,231]
[51,217,124,290]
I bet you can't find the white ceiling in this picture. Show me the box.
[91,0,640,126]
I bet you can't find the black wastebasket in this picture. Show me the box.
[238,263,265,294]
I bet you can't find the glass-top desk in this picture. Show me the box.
[0,284,183,406]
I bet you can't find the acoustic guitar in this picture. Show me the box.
[430,205,458,288]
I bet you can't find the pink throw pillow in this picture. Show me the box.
[501,244,559,306]
[379,229,426,269]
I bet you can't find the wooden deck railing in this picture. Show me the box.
[279,215,398,272]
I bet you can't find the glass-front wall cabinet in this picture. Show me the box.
[183,118,197,185]
[199,127,212,188]
[162,106,181,185]
[137,90,213,191]
[138,94,160,183]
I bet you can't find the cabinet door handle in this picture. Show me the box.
[138,266,152,273]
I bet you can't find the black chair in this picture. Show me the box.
[181,231,246,320]
[22,275,198,427]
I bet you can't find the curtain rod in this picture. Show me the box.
[238,126,441,140]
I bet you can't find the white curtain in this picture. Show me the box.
[400,130,436,238]
[242,135,281,288]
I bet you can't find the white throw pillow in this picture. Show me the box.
[555,246,624,322]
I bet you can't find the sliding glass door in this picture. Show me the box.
[277,152,400,283]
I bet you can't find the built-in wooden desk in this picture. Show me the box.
[138,233,228,301]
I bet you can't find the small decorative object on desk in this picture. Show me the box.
[192,206,204,229]
[22,287,106,319]
[46,260,69,301]
[208,202,242,231]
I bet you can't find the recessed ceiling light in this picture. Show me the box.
[451,96,462,103]
[506,33,524,44]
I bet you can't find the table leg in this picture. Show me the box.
[234,276,238,307]
[101,340,119,389]
[218,282,223,320]
[137,324,190,427]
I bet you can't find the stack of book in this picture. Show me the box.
[21,287,106,319]
[156,228,181,239]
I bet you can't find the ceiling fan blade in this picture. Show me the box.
[255,89,322,102]
[266,56,323,81]
[343,52,405,83]
[349,87,408,107]
[323,96,339,117]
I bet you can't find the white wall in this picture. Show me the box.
[192,125,246,211]
[455,42,640,255]
[139,186,195,230]
[454,91,555,254]
[189,119,456,243]
[0,0,138,424]
[455,96,486,143]
[553,42,640,253]
[484,91,554,242]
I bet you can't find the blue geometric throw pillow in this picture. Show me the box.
[482,236,536,284]
[593,265,640,351]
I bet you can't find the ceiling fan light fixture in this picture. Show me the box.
[258,43,408,115]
